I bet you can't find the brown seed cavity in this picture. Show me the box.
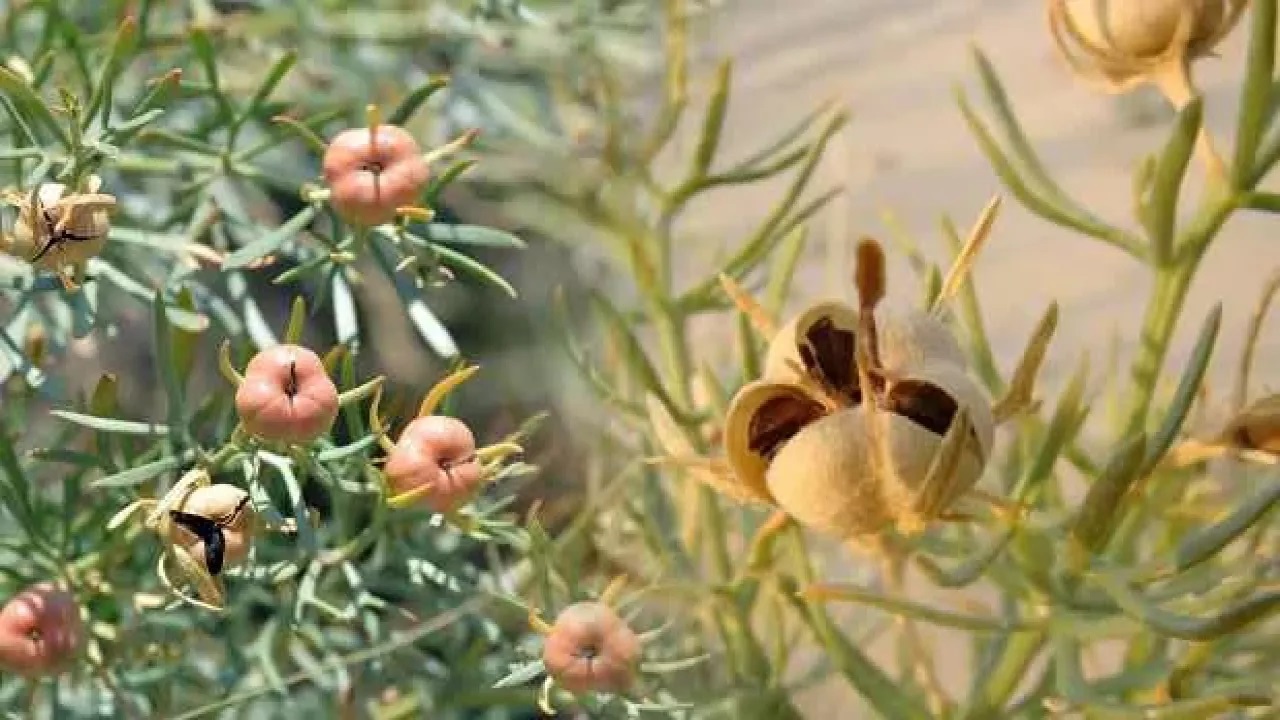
[748,392,827,461]
[799,317,864,405]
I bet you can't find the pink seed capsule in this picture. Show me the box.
[235,344,339,445]
[323,125,429,227]
[0,583,83,677]
[384,415,483,514]
[542,602,640,695]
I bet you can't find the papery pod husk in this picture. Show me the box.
[1219,393,1280,454]
[763,301,967,387]
[7,183,113,270]
[763,300,859,386]
[898,361,995,461]
[724,380,823,505]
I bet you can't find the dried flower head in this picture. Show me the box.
[0,583,83,677]
[1047,0,1247,175]
[2,179,116,289]
[323,109,429,227]
[234,344,339,445]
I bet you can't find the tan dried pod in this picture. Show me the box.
[168,484,254,577]
[1219,393,1280,455]
[1047,0,1247,175]
[764,301,966,389]
[4,182,115,272]
[724,360,993,539]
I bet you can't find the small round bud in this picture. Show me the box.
[0,583,83,677]
[384,415,483,513]
[542,602,640,695]
[235,345,339,445]
[323,125,429,226]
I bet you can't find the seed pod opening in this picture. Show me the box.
[764,302,967,392]
[7,184,115,271]
[235,344,339,445]
[542,602,640,695]
[170,484,253,576]
[0,583,83,677]
[724,380,826,505]
[384,415,484,513]
[1221,394,1280,455]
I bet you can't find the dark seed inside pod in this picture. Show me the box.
[884,379,957,436]
[799,317,865,405]
[748,394,826,460]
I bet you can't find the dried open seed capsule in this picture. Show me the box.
[1220,394,1280,455]
[323,124,429,226]
[384,415,484,514]
[235,345,339,445]
[1048,0,1247,91]
[542,601,640,695]
[169,484,254,577]
[0,583,83,677]
[5,183,115,272]
[763,301,966,390]
[725,361,993,539]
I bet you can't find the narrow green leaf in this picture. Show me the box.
[91,455,182,489]
[418,223,525,249]
[331,270,358,348]
[284,295,307,345]
[51,411,168,436]
[1092,574,1280,641]
[431,243,517,298]
[0,66,69,147]
[1069,432,1149,555]
[424,159,475,208]
[388,77,449,126]
[691,59,732,176]
[1015,354,1090,502]
[763,226,807,316]
[270,114,328,155]
[1166,478,1280,577]
[588,290,693,424]
[140,128,221,155]
[86,17,138,128]
[1233,0,1277,187]
[152,291,186,436]
[1147,98,1203,262]
[172,288,202,381]
[1142,304,1221,473]
[315,435,379,464]
[242,50,297,123]
[957,89,1142,259]
[0,95,38,146]
[188,27,236,121]
[223,205,319,269]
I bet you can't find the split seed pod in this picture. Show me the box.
[3,182,115,271]
[727,350,994,538]
[384,415,483,514]
[762,301,967,387]
[323,124,429,226]
[0,583,83,677]
[1047,0,1246,92]
[235,344,339,445]
[1219,393,1280,455]
[168,483,254,577]
[541,601,641,695]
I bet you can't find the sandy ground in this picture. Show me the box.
[658,0,1279,716]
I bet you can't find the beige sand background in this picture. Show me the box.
[658,1,1278,716]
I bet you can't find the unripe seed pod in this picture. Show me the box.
[384,415,483,513]
[323,125,429,227]
[5,183,114,271]
[235,344,339,445]
[0,583,83,677]
[542,602,640,695]
[169,484,254,576]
